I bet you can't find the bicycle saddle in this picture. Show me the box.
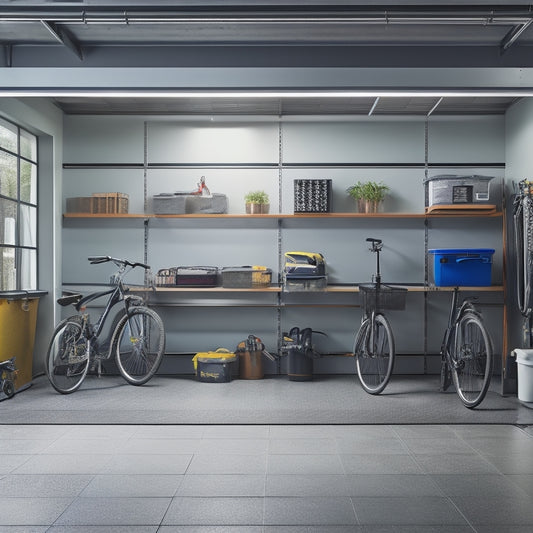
[57,293,82,307]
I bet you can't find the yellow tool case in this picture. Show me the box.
[192,348,237,383]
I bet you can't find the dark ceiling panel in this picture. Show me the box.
[373,97,438,115]
[60,21,512,45]
[281,98,376,115]
[50,96,520,116]
[0,22,55,43]
[433,96,520,115]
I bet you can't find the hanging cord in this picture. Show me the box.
[513,180,533,346]
[514,181,533,316]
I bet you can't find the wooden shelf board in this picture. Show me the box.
[64,211,503,220]
[130,284,504,293]
[140,286,281,293]
[64,213,148,218]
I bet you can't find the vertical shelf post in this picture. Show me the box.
[276,118,283,374]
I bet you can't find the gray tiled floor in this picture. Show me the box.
[0,424,533,531]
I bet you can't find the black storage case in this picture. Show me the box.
[294,179,332,213]
[156,266,218,287]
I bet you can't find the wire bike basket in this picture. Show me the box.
[359,283,407,313]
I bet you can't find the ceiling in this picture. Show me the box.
[1,1,532,116]
[48,95,521,116]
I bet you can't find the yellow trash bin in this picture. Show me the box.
[0,295,40,398]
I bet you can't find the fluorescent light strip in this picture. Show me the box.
[2,90,533,98]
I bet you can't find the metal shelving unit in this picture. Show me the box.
[62,118,508,381]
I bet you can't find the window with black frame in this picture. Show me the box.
[0,117,38,291]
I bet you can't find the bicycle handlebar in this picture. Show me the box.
[88,256,150,270]
[88,256,110,264]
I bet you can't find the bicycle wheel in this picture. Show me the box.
[354,313,395,394]
[450,310,493,409]
[45,316,90,394]
[113,306,165,385]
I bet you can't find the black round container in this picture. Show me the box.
[287,348,313,381]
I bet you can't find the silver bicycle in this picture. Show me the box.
[354,238,407,394]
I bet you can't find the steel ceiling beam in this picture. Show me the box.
[0,8,531,26]
[2,44,12,68]
[40,20,83,60]
[500,18,533,53]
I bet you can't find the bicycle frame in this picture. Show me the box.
[442,288,478,359]
[354,238,399,395]
[47,255,165,394]
[69,262,145,359]
[440,287,493,408]
[364,238,384,346]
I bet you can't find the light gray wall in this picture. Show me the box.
[62,114,505,375]
[0,97,63,376]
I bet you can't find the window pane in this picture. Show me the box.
[20,205,36,247]
[20,129,37,162]
[20,160,37,204]
[20,248,37,290]
[0,118,17,153]
[0,150,18,199]
[0,246,16,290]
[0,198,17,245]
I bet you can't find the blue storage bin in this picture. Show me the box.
[428,248,495,287]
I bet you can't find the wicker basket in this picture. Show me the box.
[359,283,407,313]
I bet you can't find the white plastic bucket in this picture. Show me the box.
[513,349,533,403]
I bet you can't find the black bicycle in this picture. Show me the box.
[440,287,493,408]
[354,238,407,394]
[45,256,165,394]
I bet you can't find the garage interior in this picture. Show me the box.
[2,1,533,530]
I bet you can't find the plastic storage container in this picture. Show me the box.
[176,266,218,287]
[0,295,40,399]
[424,175,494,207]
[513,349,533,403]
[284,251,327,291]
[284,276,327,292]
[192,349,237,383]
[428,248,495,287]
[221,266,272,288]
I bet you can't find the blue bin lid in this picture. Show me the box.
[428,248,495,255]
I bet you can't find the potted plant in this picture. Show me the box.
[245,190,270,214]
[347,181,389,213]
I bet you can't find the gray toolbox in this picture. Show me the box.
[221,266,272,288]
[156,266,219,287]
